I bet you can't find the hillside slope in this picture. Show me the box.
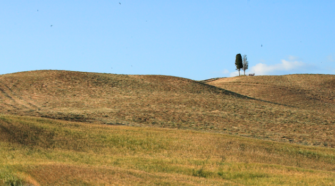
[1,115,335,185]
[206,74,335,110]
[0,70,334,148]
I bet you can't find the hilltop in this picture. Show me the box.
[206,74,335,110]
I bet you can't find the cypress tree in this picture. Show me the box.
[235,53,243,76]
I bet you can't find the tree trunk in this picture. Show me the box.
[238,69,240,76]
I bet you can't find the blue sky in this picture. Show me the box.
[1,1,334,80]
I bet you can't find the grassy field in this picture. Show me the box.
[1,114,335,185]
[0,70,334,185]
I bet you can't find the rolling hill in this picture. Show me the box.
[0,70,334,185]
[0,70,334,147]
[205,74,335,110]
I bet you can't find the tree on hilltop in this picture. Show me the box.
[235,54,243,76]
[242,55,249,75]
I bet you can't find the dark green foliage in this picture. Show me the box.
[235,54,243,76]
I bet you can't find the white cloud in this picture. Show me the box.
[250,60,306,75]
[230,57,310,77]
[327,55,334,62]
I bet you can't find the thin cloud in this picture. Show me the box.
[288,55,298,61]
[222,69,229,74]
[327,55,334,62]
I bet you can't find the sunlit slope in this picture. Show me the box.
[0,70,334,148]
[206,74,335,110]
[1,115,335,185]
[0,70,256,121]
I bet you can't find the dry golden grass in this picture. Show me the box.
[0,70,334,185]
[0,70,334,148]
[0,115,334,185]
[206,74,335,110]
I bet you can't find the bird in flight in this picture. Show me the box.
[50,25,53,27]
[119,2,121,5]
[261,44,263,47]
